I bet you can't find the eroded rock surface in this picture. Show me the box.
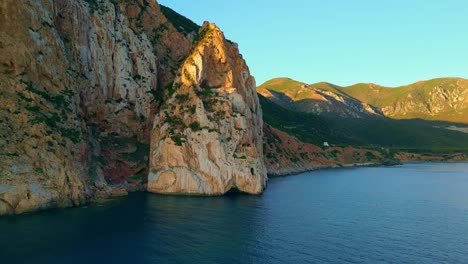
[0,0,197,215]
[148,23,267,195]
[0,0,267,215]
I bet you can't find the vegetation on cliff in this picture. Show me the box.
[0,0,202,215]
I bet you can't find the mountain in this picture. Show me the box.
[341,78,468,123]
[259,77,468,124]
[259,78,468,175]
[0,0,266,216]
[258,78,383,118]
[259,94,468,150]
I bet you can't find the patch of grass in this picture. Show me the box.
[233,153,246,159]
[196,85,214,97]
[189,121,201,131]
[160,5,199,36]
[171,133,184,146]
[189,105,196,114]
[60,128,81,144]
[175,93,190,104]
[164,114,184,128]
[365,151,377,160]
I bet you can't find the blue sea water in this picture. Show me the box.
[1,163,468,264]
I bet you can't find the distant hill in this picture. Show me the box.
[257,78,383,119]
[259,94,468,151]
[259,77,468,174]
[258,77,468,124]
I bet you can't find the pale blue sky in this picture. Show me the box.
[158,0,468,87]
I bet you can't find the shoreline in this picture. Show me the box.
[267,159,468,178]
[3,160,468,217]
[267,161,399,178]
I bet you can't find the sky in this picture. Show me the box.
[158,0,468,87]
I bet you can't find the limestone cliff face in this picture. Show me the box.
[148,23,267,195]
[55,0,159,188]
[1,0,90,215]
[0,0,198,215]
[0,0,266,215]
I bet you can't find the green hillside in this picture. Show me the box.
[341,78,461,105]
[259,94,468,151]
[258,78,348,101]
[259,94,347,146]
[258,78,381,118]
[160,5,200,36]
[258,77,468,123]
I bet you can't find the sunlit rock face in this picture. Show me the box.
[0,0,195,215]
[148,23,267,195]
[0,0,267,215]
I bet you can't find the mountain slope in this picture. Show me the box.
[260,92,468,174]
[258,78,383,118]
[259,94,468,150]
[340,78,468,123]
[259,77,468,174]
[259,77,468,123]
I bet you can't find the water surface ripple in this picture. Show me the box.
[1,163,467,263]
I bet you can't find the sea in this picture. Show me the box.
[1,162,467,263]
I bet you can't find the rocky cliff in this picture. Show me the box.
[0,0,265,215]
[148,23,267,195]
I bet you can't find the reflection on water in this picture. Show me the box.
[1,163,468,263]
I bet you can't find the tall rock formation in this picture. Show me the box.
[0,0,265,215]
[148,23,267,195]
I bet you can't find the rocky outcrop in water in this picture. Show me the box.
[0,0,265,215]
[148,23,267,195]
